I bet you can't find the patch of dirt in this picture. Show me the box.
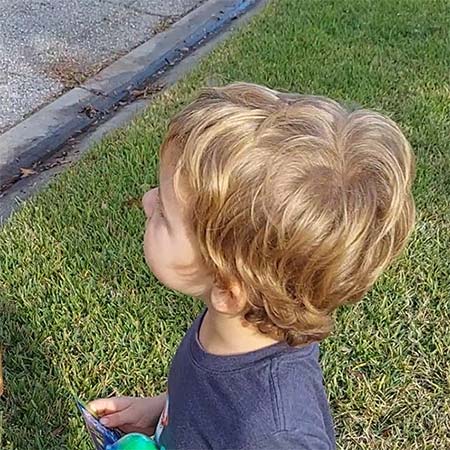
[45,57,88,88]
[44,56,105,89]
[152,15,179,34]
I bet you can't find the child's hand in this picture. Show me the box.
[88,394,167,436]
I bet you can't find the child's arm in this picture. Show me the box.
[88,393,167,436]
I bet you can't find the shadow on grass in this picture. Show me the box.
[0,301,73,449]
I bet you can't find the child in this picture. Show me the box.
[89,83,415,449]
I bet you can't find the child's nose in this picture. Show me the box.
[142,188,158,218]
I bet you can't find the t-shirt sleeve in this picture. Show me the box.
[242,429,334,450]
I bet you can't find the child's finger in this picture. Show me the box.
[88,398,126,416]
[98,411,128,427]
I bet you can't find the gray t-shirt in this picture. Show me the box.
[155,311,335,450]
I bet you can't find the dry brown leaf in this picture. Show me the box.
[81,104,99,118]
[20,167,37,178]
[51,426,64,436]
[131,82,165,99]
[124,197,142,208]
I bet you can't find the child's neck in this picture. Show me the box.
[198,308,280,356]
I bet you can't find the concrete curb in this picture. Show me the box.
[0,0,259,190]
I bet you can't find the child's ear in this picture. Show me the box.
[210,280,246,315]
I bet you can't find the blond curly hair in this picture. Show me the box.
[161,83,415,346]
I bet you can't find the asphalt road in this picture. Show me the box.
[0,0,202,132]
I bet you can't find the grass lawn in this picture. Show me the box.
[1,0,449,448]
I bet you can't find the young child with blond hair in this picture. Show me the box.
[89,83,415,449]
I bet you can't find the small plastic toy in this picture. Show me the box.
[106,433,159,450]
[77,399,159,450]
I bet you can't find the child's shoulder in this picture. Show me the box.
[270,343,327,412]
[264,344,335,447]
[272,341,321,375]
[240,343,335,449]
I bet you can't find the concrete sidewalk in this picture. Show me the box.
[0,0,203,133]
[0,0,260,191]
[0,0,266,223]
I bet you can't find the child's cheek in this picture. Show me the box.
[143,224,157,269]
[143,224,171,281]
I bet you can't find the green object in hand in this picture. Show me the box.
[106,433,159,450]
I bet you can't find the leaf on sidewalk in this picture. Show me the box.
[20,167,37,178]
